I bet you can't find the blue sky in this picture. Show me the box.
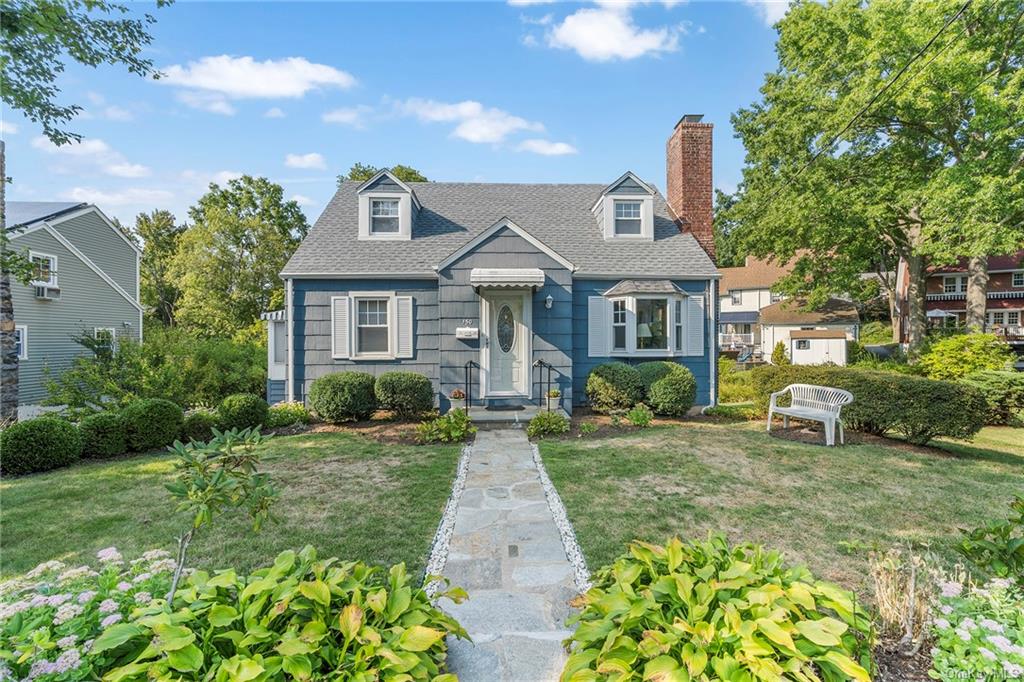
[3,0,785,226]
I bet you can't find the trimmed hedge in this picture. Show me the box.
[122,398,184,452]
[79,411,127,458]
[586,362,644,413]
[648,367,697,416]
[182,409,220,443]
[0,417,82,475]
[635,361,680,394]
[267,401,311,428]
[218,392,270,431]
[374,371,434,418]
[308,372,377,423]
[749,365,987,445]
[960,370,1024,425]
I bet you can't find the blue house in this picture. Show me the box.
[269,115,720,414]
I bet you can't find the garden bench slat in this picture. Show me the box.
[766,383,854,447]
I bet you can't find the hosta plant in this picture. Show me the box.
[930,577,1024,680]
[561,535,874,682]
[92,546,468,682]
[0,548,174,682]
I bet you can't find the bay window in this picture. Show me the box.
[612,299,627,351]
[635,298,668,350]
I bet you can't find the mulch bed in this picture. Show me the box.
[306,418,422,445]
[872,641,934,681]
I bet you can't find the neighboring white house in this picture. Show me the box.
[717,255,793,351]
[759,297,860,366]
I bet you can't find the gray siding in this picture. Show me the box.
[292,279,439,402]
[607,177,649,194]
[51,209,138,297]
[267,379,286,404]
[438,226,573,411]
[362,175,404,192]
[10,229,142,405]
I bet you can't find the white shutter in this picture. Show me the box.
[686,294,705,356]
[396,296,413,358]
[588,296,610,357]
[331,296,351,359]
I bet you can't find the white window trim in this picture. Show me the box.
[14,324,27,360]
[611,298,628,352]
[730,290,742,305]
[942,275,968,293]
[607,294,686,357]
[1012,271,1024,288]
[29,251,58,288]
[358,193,412,241]
[333,291,400,360]
[93,327,116,352]
[601,194,654,241]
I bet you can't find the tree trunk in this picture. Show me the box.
[0,141,18,423]
[906,252,928,350]
[965,255,989,332]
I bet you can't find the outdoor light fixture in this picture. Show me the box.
[545,295,553,309]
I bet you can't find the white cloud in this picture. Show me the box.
[290,194,315,206]
[508,0,555,5]
[322,105,372,128]
[547,6,680,61]
[285,152,327,170]
[517,139,578,155]
[0,121,16,135]
[163,55,356,99]
[80,92,135,121]
[180,169,244,187]
[743,0,789,26]
[397,98,543,144]
[176,90,236,116]
[64,186,173,207]
[264,107,286,118]
[31,136,150,178]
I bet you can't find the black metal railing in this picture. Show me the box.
[463,360,478,409]
[534,359,555,412]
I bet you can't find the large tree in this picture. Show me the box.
[728,0,1024,346]
[173,177,308,341]
[338,163,429,186]
[134,210,184,327]
[0,0,168,420]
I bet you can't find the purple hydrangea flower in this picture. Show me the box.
[56,635,78,649]
[98,598,118,614]
[96,547,123,564]
[100,613,122,627]
[77,590,97,604]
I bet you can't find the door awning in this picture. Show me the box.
[469,268,546,288]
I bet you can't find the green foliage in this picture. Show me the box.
[181,409,220,444]
[718,358,757,404]
[0,417,82,475]
[374,371,435,419]
[858,321,893,345]
[625,403,654,428]
[45,326,265,417]
[0,548,174,682]
[960,370,1024,425]
[416,409,476,444]
[267,401,311,429]
[308,372,378,423]
[563,536,874,682]
[918,333,1015,380]
[79,411,127,458]
[217,393,270,431]
[958,495,1024,581]
[771,341,790,366]
[122,398,184,452]
[132,210,184,327]
[930,578,1024,680]
[712,188,746,267]
[578,422,598,436]
[749,365,987,445]
[92,546,466,682]
[526,411,570,439]
[586,363,644,413]
[547,387,561,398]
[647,368,698,416]
[635,361,679,395]
[341,163,429,185]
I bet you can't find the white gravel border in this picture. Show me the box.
[531,443,592,593]
[423,442,473,598]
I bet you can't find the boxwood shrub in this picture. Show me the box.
[79,411,127,458]
[563,536,874,682]
[960,370,1024,425]
[749,365,987,445]
[122,398,184,452]
[375,371,434,418]
[586,362,644,412]
[267,400,311,428]
[181,409,220,443]
[647,367,697,416]
[308,372,377,423]
[217,392,270,431]
[0,417,82,475]
[635,361,679,395]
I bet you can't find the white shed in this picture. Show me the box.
[788,329,848,366]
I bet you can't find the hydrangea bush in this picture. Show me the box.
[930,577,1024,680]
[0,548,173,681]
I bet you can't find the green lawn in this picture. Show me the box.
[1,432,461,580]
[540,421,1023,598]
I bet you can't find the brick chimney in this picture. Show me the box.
[666,114,714,261]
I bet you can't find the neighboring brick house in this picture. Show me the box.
[264,115,721,414]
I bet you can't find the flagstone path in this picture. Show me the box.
[438,428,579,682]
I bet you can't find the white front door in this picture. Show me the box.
[484,291,529,396]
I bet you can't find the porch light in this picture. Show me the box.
[545,294,553,309]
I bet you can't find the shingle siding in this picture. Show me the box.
[51,210,138,297]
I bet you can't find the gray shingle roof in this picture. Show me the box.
[6,201,85,229]
[282,181,717,278]
[602,279,685,296]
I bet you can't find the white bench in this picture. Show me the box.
[766,383,854,446]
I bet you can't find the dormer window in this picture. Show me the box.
[614,201,642,236]
[370,199,400,234]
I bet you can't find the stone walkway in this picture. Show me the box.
[439,429,577,682]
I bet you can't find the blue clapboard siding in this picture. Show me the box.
[438,226,573,412]
[266,379,286,405]
[572,279,714,407]
[291,279,439,403]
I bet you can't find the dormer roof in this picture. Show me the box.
[591,171,656,212]
[356,169,422,210]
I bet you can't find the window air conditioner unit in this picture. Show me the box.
[34,286,61,301]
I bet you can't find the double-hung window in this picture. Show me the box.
[93,327,116,355]
[356,298,390,355]
[1008,311,1020,325]
[730,290,742,305]
[770,291,783,303]
[613,200,642,236]
[370,199,400,234]
[1013,271,1024,288]
[30,252,57,288]
[14,325,27,360]
[674,300,684,352]
[992,312,1005,326]
[942,275,967,293]
[635,299,668,350]
[611,299,627,351]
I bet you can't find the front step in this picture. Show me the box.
[466,406,570,424]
